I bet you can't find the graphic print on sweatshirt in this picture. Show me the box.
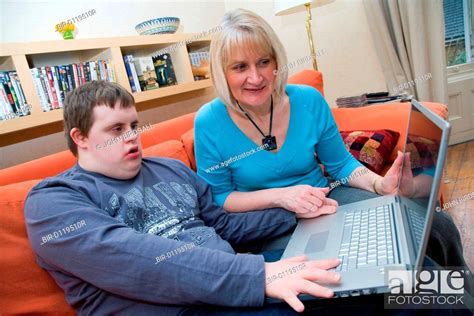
[106,181,200,239]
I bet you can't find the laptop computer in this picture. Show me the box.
[281,99,451,297]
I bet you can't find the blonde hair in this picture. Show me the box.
[210,9,288,110]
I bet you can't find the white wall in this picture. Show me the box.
[1,0,225,42]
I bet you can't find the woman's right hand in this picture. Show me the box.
[276,185,338,218]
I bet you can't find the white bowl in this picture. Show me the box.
[135,17,180,35]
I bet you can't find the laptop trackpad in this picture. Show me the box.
[304,231,329,253]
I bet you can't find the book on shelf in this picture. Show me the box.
[2,73,20,113]
[152,53,177,87]
[45,66,60,109]
[57,66,68,97]
[65,65,75,91]
[72,64,80,88]
[123,55,141,93]
[31,68,51,112]
[0,71,30,121]
[40,67,56,109]
[106,60,116,83]
[51,66,64,107]
[188,51,210,67]
[133,56,160,91]
[30,59,115,112]
[189,50,210,81]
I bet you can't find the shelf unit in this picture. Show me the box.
[0,34,212,146]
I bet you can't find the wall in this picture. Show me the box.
[0,0,225,42]
[0,0,387,168]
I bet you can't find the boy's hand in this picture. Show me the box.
[264,255,341,312]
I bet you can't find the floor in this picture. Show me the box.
[444,140,473,270]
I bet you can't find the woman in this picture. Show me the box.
[196,9,408,218]
[194,8,469,280]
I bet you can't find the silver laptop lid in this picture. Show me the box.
[397,100,451,270]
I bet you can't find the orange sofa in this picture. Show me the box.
[0,70,448,314]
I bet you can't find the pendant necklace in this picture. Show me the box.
[237,96,277,151]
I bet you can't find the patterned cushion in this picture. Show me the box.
[340,130,400,174]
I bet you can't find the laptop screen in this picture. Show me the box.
[397,101,446,267]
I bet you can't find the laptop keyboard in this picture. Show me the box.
[337,205,396,271]
[406,206,424,249]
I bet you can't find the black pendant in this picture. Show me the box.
[263,135,277,151]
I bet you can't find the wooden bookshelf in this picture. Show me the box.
[0,34,212,146]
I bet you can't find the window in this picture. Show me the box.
[444,0,473,66]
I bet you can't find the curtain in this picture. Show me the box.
[363,0,448,104]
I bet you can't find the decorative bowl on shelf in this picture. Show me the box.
[135,17,180,35]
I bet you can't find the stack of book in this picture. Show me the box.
[124,53,177,93]
[0,71,30,121]
[336,92,412,108]
[30,60,116,112]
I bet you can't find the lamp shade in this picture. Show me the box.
[274,0,335,16]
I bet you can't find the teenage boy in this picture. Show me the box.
[24,81,341,315]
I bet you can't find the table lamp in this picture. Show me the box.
[274,0,334,71]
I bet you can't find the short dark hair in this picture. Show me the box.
[63,81,135,156]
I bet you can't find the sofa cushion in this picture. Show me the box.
[340,129,400,174]
[287,69,324,96]
[0,150,76,187]
[181,128,196,171]
[140,112,197,149]
[143,140,191,168]
[0,180,74,314]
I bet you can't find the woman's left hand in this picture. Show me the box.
[378,151,415,196]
